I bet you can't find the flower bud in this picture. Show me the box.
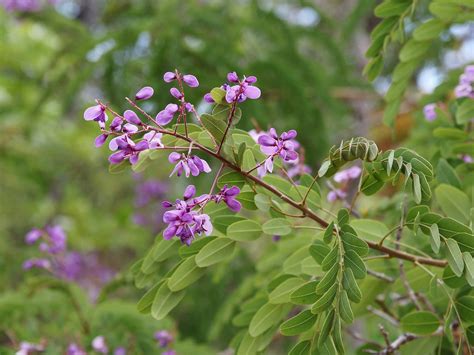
[135,86,154,100]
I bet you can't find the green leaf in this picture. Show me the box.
[318,309,335,347]
[318,160,332,177]
[316,263,339,295]
[269,278,305,304]
[333,318,345,354]
[463,252,474,287]
[374,0,410,17]
[236,191,257,210]
[227,219,262,242]
[309,241,331,265]
[342,233,369,257]
[445,239,464,277]
[290,280,319,305]
[337,209,350,227]
[249,303,283,337]
[209,87,226,104]
[412,173,422,204]
[254,193,271,212]
[344,250,367,279]
[432,127,468,140]
[321,245,340,272]
[399,39,430,62]
[237,332,262,355]
[351,219,388,242]
[213,216,245,234]
[413,19,445,41]
[217,171,246,189]
[456,99,474,124]
[146,238,179,264]
[201,113,227,142]
[179,236,216,258]
[429,224,441,254]
[360,174,384,195]
[151,282,186,320]
[280,310,317,336]
[167,256,205,291]
[435,184,471,224]
[137,281,162,313]
[365,56,384,82]
[342,268,362,303]
[289,341,311,355]
[400,311,440,335]
[195,237,235,267]
[339,290,354,323]
[436,159,462,189]
[262,218,292,236]
[324,222,334,244]
[311,283,337,314]
[457,296,474,322]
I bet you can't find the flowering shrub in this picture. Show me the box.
[79,58,474,353]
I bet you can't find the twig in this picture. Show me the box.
[367,269,395,283]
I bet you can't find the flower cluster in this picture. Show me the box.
[455,65,474,99]
[23,224,114,300]
[327,165,361,202]
[156,71,198,125]
[91,336,126,355]
[16,341,45,355]
[204,71,261,104]
[255,128,300,176]
[155,330,176,354]
[162,184,241,245]
[23,225,66,270]
[1,0,56,12]
[168,152,211,177]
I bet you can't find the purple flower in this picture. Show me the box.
[162,350,177,355]
[170,87,183,100]
[333,166,361,183]
[287,162,312,179]
[454,65,474,98]
[135,86,154,100]
[258,128,298,162]
[23,258,51,270]
[162,185,213,245]
[156,104,179,125]
[227,71,239,83]
[203,93,214,103]
[16,341,45,355]
[124,110,142,125]
[114,347,127,355]
[92,336,108,354]
[423,103,437,121]
[25,228,42,244]
[44,225,66,253]
[108,135,149,165]
[155,330,173,348]
[143,131,164,149]
[110,117,123,132]
[212,185,242,212]
[122,123,139,134]
[83,105,108,128]
[163,71,177,83]
[272,235,281,242]
[257,157,275,177]
[168,152,211,177]
[95,133,108,147]
[67,343,86,355]
[182,74,199,88]
[327,189,347,202]
[224,72,261,103]
[462,155,473,163]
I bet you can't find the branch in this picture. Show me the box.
[378,327,443,354]
[103,117,448,268]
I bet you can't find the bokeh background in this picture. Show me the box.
[0,0,473,354]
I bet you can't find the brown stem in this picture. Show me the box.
[97,115,447,268]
